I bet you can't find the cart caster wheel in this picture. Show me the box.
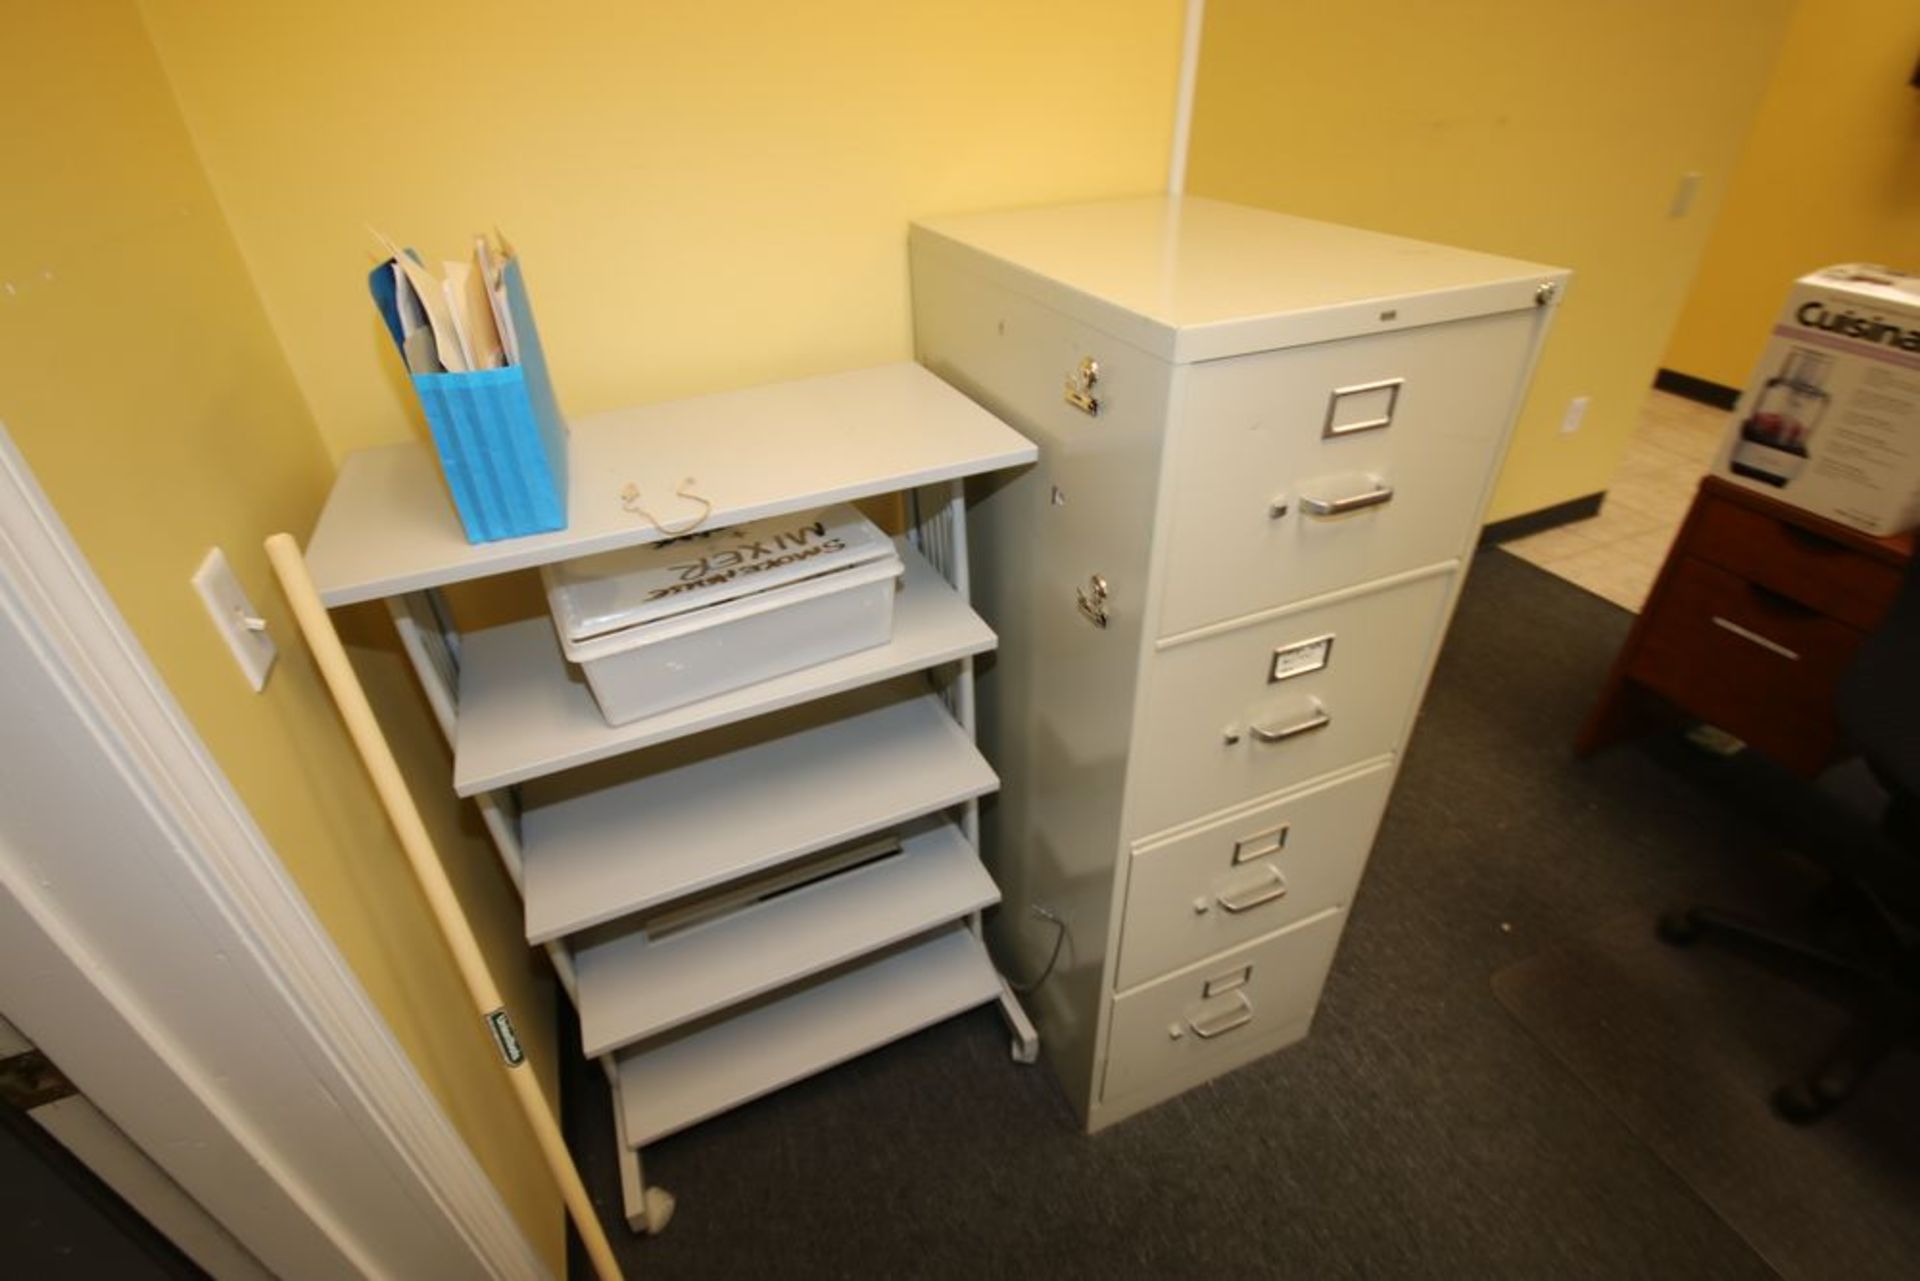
[1656,911,1701,946]
[1010,1035,1039,1065]
[640,1186,675,1235]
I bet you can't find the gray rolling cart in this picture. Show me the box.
[299,363,1038,1231]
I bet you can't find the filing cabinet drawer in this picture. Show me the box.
[1128,569,1453,838]
[1158,308,1536,636]
[1117,761,1393,989]
[1102,907,1344,1102]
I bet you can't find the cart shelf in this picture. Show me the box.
[519,677,997,943]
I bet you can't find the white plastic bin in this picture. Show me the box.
[541,504,904,725]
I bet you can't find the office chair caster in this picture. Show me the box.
[1773,1078,1844,1125]
[1656,909,1703,946]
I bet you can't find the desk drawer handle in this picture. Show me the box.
[1186,992,1254,1040]
[1300,483,1394,518]
[1218,865,1289,914]
[1711,615,1799,661]
[1781,524,1845,555]
[1746,581,1819,617]
[1252,707,1331,742]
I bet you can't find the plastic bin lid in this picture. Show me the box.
[543,503,896,642]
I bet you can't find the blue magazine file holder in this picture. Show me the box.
[408,258,569,543]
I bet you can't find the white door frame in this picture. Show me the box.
[0,425,549,1281]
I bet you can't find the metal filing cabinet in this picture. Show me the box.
[910,195,1566,1131]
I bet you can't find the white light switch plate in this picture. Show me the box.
[192,547,276,691]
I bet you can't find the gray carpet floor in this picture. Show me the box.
[563,547,1908,1279]
[1493,902,1920,1281]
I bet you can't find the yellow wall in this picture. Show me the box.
[1664,0,1920,390]
[136,0,1188,460]
[1185,0,1794,522]
[5,0,1187,1265]
[0,4,561,1269]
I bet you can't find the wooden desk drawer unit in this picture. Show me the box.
[913,195,1565,1131]
[1580,475,1914,777]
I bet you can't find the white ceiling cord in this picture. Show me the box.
[1167,0,1207,196]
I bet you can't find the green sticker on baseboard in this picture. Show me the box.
[486,1008,525,1067]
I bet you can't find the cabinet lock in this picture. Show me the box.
[1075,573,1110,628]
[1064,357,1100,417]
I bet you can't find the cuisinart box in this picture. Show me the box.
[1714,264,1920,535]
[542,504,903,724]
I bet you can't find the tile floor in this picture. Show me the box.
[1502,389,1729,612]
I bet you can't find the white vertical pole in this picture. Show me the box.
[1167,0,1207,196]
[943,481,981,848]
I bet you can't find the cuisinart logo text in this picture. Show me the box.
[646,520,848,601]
[1795,301,1920,353]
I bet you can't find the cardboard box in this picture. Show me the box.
[1713,264,1920,535]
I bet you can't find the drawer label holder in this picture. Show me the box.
[1269,634,1334,683]
[1232,823,1289,864]
[1324,377,1404,437]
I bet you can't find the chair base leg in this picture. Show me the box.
[1659,904,1917,1122]
[1655,907,1869,982]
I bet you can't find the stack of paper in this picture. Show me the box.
[369,229,523,375]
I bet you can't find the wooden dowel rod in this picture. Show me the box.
[264,533,623,1281]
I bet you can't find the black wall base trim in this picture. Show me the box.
[1480,491,1605,547]
[1654,367,1741,410]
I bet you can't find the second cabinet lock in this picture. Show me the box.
[1076,574,1110,628]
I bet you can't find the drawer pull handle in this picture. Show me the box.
[1747,582,1820,617]
[1711,615,1799,661]
[1251,707,1331,743]
[1300,483,1394,518]
[1781,524,1845,555]
[1186,992,1254,1040]
[1218,865,1289,914]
